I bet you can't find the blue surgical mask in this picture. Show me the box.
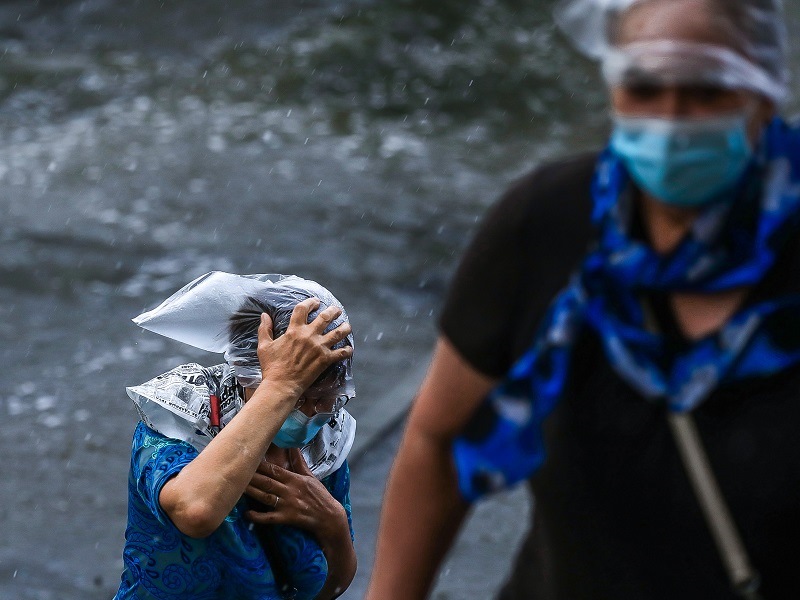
[273,409,331,448]
[610,113,753,207]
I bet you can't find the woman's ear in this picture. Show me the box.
[758,97,777,123]
[748,96,776,143]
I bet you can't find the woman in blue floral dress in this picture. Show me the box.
[115,273,358,600]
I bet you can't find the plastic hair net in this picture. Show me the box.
[133,272,355,395]
[554,0,789,102]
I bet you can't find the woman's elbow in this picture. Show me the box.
[334,554,357,586]
[339,555,358,594]
[163,498,221,539]
[322,549,357,599]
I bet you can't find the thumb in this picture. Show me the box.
[258,312,274,343]
[288,447,313,477]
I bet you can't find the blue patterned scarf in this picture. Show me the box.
[453,118,800,502]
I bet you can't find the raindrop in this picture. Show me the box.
[189,178,207,194]
[134,96,152,112]
[7,396,23,416]
[207,135,226,152]
[86,166,103,181]
[41,414,64,428]
[35,396,57,411]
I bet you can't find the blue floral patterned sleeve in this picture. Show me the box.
[118,423,280,599]
[118,422,355,600]
[131,422,199,527]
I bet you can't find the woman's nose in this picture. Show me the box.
[655,87,691,118]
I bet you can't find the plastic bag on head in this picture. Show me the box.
[554,0,789,102]
[132,271,355,396]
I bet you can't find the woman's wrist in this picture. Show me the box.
[316,502,350,548]
[249,376,303,409]
[316,503,356,599]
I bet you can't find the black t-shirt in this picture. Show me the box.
[439,155,800,600]
[440,153,597,378]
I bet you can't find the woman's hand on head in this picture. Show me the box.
[244,447,347,541]
[256,298,353,399]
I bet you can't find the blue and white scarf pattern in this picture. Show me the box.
[453,118,800,502]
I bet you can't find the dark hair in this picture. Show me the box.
[227,285,352,389]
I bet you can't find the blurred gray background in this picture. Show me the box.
[0,0,798,597]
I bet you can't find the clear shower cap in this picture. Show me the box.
[554,0,789,102]
[132,272,355,395]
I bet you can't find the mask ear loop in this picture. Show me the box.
[741,98,777,159]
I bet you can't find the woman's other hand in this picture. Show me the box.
[256,298,353,400]
[245,448,357,599]
[244,448,347,541]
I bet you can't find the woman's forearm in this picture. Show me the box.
[315,505,357,600]
[160,381,297,537]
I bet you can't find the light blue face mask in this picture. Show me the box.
[272,409,332,448]
[610,113,754,207]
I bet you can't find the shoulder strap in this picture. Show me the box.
[667,412,764,600]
